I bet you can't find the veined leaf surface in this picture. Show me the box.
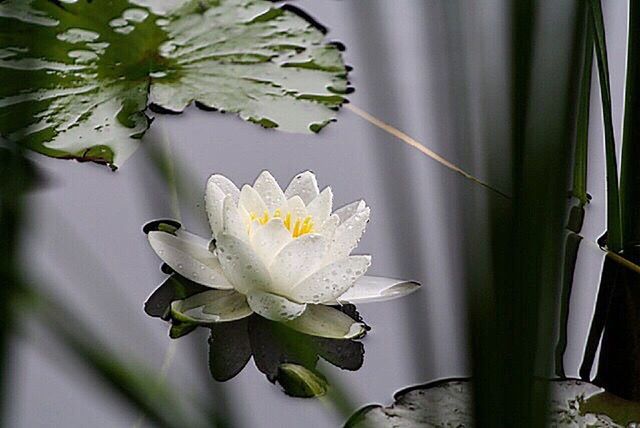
[0,0,350,167]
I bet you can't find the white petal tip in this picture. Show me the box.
[255,170,277,185]
[379,280,421,299]
[346,322,366,339]
[337,276,422,304]
[206,173,223,183]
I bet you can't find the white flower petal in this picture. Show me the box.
[286,195,307,219]
[326,206,370,263]
[205,184,226,237]
[284,171,319,205]
[306,187,333,224]
[316,214,340,239]
[175,228,211,249]
[337,276,421,304]
[253,171,287,211]
[290,256,371,304]
[223,196,249,241]
[204,175,240,237]
[207,174,239,203]
[171,289,252,323]
[246,291,306,322]
[284,305,365,339]
[250,218,293,266]
[238,184,267,216]
[333,200,367,224]
[269,234,327,291]
[216,233,271,294]
[148,231,232,289]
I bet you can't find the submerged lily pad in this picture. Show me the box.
[0,0,350,168]
[345,378,640,427]
[144,273,208,319]
[345,378,473,427]
[207,311,364,397]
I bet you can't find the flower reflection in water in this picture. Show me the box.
[145,273,367,397]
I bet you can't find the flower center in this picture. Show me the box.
[250,209,315,238]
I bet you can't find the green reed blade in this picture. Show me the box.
[590,0,623,252]
[620,0,640,249]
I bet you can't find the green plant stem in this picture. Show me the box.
[573,13,594,208]
[468,2,539,425]
[590,0,624,252]
[620,0,640,249]
[473,1,582,426]
[556,10,594,378]
[13,283,215,428]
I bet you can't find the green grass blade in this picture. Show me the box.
[0,145,30,426]
[470,1,538,425]
[620,0,640,249]
[0,12,35,423]
[590,0,623,252]
[469,1,582,426]
[14,284,216,428]
[573,15,594,207]
[556,11,594,377]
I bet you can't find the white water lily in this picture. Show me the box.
[147,171,420,339]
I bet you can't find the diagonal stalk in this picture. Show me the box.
[14,282,215,428]
[345,104,510,199]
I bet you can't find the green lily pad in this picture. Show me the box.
[0,0,350,168]
[344,378,640,427]
[580,390,640,426]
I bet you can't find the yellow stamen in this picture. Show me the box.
[248,210,315,238]
[283,212,291,230]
